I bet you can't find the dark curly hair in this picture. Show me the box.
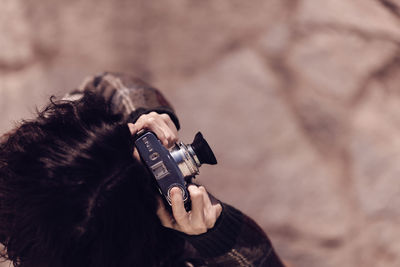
[0,92,184,267]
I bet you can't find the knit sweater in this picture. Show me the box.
[64,72,285,267]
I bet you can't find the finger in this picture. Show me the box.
[198,186,217,229]
[160,114,178,141]
[213,203,223,219]
[130,116,147,134]
[132,147,141,160]
[127,123,137,136]
[156,198,174,228]
[135,116,168,146]
[188,185,205,227]
[137,115,170,147]
[158,120,177,148]
[146,113,177,147]
[199,186,212,211]
[152,125,169,147]
[170,187,189,227]
[131,113,178,148]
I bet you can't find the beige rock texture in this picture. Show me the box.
[1,0,400,266]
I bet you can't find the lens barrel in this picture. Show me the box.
[169,132,217,179]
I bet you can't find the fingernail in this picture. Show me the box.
[171,187,183,198]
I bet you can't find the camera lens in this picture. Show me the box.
[190,132,217,165]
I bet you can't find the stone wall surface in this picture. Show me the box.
[1,0,400,266]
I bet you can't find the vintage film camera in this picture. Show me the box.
[135,131,217,210]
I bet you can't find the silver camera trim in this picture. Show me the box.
[170,142,201,179]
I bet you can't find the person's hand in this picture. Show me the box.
[156,185,223,235]
[128,112,178,148]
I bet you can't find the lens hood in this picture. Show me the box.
[191,132,217,165]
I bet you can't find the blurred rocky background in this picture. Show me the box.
[2,0,400,266]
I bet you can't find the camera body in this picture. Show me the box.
[135,131,217,210]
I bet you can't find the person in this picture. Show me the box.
[0,72,285,267]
